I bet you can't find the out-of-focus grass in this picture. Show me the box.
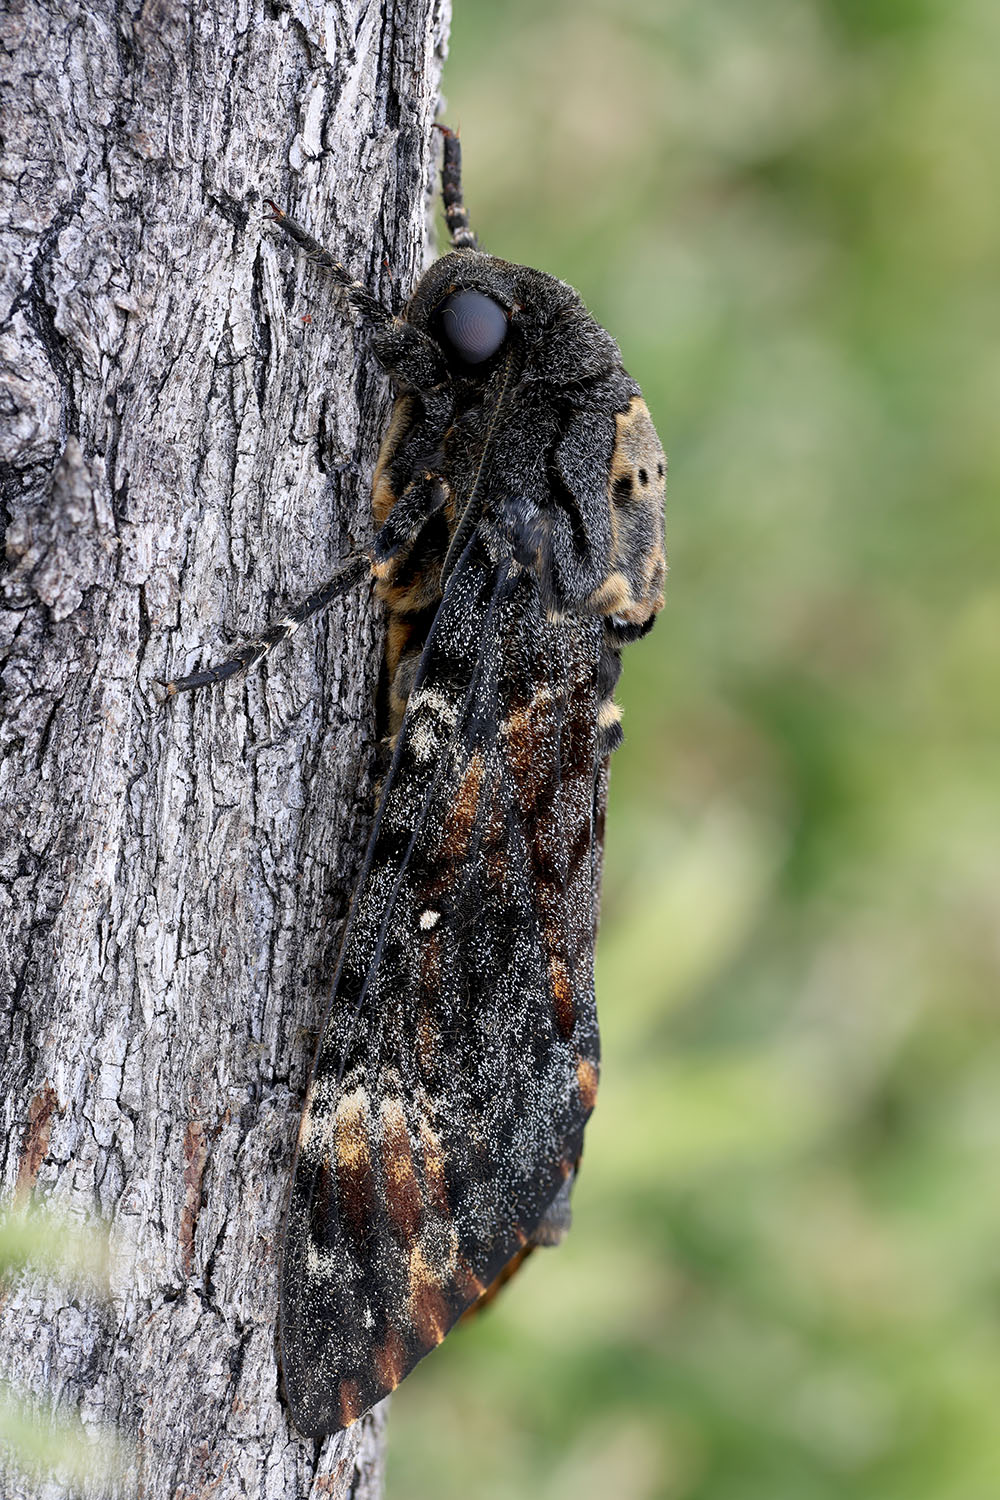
[388,2,1000,1497]
[0,1208,126,1489]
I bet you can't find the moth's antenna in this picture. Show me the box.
[265,202,392,329]
[435,124,479,252]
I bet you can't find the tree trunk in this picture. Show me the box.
[0,0,450,1494]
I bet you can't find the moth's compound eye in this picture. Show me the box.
[438,290,507,364]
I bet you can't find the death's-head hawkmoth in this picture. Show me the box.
[165,126,666,1436]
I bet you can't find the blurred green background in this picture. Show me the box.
[389,2,1000,1496]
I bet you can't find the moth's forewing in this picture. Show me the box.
[280,546,604,1434]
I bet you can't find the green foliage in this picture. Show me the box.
[391,1,1000,1496]
[0,1207,108,1287]
[0,1208,126,1491]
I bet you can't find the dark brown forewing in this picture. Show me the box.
[279,537,605,1436]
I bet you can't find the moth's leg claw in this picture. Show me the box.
[372,473,447,575]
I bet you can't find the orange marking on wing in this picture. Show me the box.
[549,954,576,1037]
[502,683,556,794]
[418,1115,450,1215]
[380,1098,424,1241]
[453,1256,487,1304]
[373,1324,408,1394]
[503,704,532,780]
[407,1246,450,1349]
[338,1378,362,1428]
[334,1090,375,1238]
[438,749,484,860]
[576,1056,599,1113]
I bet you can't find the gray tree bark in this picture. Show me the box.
[0,0,450,1495]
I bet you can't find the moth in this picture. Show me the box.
[166,127,666,1436]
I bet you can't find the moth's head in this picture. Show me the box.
[403,252,601,381]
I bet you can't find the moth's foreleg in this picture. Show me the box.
[371,471,447,577]
[265,201,390,330]
[158,555,369,700]
[435,123,479,252]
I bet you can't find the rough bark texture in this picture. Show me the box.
[0,0,450,1494]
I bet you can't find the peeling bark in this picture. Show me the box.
[0,0,451,1494]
